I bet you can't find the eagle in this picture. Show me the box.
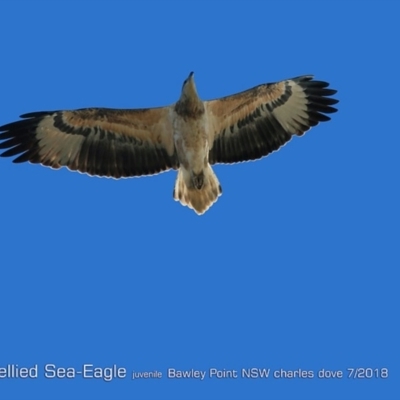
[0,73,338,215]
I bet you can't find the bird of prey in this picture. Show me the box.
[0,73,338,215]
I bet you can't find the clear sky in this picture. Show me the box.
[0,1,398,400]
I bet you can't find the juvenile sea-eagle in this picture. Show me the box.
[0,73,338,215]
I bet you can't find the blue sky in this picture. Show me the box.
[0,1,398,400]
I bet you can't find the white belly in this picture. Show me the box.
[173,112,209,173]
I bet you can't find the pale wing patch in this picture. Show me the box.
[269,81,309,133]
[36,116,85,166]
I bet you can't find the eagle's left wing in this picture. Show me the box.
[0,107,178,178]
[205,75,338,164]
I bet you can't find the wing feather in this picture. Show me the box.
[206,75,338,164]
[0,107,178,178]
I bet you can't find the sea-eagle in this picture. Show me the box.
[0,73,338,214]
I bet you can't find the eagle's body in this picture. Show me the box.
[172,73,222,211]
[0,73,338,214]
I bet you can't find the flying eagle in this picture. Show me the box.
[0,73,338,215]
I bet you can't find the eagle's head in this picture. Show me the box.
[180,71,198,100]
[175,72,204,117]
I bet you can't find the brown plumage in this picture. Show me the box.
[0,73,338,214]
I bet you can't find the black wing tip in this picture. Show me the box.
[291,75,337,89]
[296,76,339,115]
[0,114,46,160]
[20,111,52,119]
[292,75,314,82]
[327,106,338,113]
[1,111,51,132]
[291,75,339,102]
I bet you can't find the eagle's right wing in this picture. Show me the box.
[0,107,178,178]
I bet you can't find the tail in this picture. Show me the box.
[173,165,222,215]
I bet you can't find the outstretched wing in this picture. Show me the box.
[206,75,338,164]
[0,107,178,178]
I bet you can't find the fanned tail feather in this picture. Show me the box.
[173,165,222,215]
